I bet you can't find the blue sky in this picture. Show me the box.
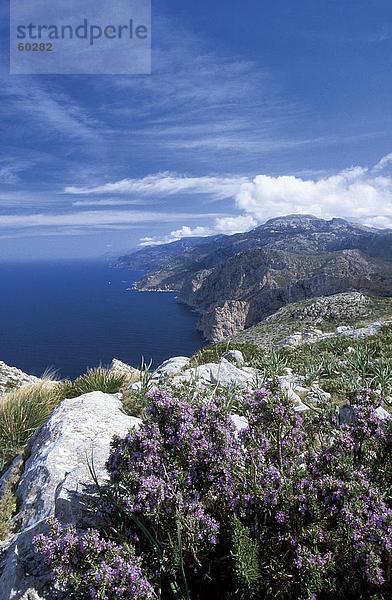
[0,0,391,259]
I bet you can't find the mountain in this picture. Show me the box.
[119,215,392,340]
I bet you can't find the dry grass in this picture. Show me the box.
[0,381,63,470]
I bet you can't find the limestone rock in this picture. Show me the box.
[375,406,391,421]
[223,350,245,366]
[110,358,140,382]
[230,414,249,432]
[153,356,190,380]
[173,358,256,388]
[0,362,40,397]
[0,392,140,600]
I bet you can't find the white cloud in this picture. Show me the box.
[234,166,392,226]
[140,215,257,245]
[4,156,392,244]
[138,156,392,244]
[373,153,392,172]
[0,78,101,142]
[0,209,221,231]
[65,172,248,199]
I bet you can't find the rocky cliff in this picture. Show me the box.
[120,215,392,341]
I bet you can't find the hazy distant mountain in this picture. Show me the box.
[119,215,392,340]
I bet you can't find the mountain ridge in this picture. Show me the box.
[119,215,392,340]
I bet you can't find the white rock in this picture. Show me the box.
[285,387,303,405]
[223,350,244,366]
[111,358,139,380]
[0,361,40,397]
[153,356,190,379]
[278,374,303,390]
[129,381,142,391]
[293,401,310,413]
[294,386,310,400]
[172,358,256,389]
[230,414,249,432]
[375,406,391,421]
[276,333,303,348]
[308,385,331,402]
[0,392,140,599]
[336,325,352,333]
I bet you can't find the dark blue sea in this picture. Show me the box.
[0,260,204,379]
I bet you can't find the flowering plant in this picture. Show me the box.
[35,387,392,599]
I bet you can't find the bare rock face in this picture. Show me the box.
[0,392,140,600]
[0,362,40,397]
[198,300,251,341]
[110,358,140,382]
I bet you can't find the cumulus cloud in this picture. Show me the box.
[139,157,392,244]
[139,215,257,246]
[235,166,392,227]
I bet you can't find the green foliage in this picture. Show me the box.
[0,461,21,541]
[62,367,127,398]
[122,359,155,417]
[191,341,263,367]
[190,324,392,408]
[230,516,261,598]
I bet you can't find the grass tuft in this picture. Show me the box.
[62,367,127,398]
[0,381,63,469]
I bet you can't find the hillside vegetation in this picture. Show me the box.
[231,292,392,346]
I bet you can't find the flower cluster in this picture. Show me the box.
[34,518,153,599]
[35,387,392,599]
[108,389,244,556]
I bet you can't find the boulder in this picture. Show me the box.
[173,358,257,388]
[336,325,352,333]
[275,333,303,348]
[152,356,190,380]
[375,406,391,421]
[294,386,310,400]
[230,414,249,432]
[293,401,310,413]
[223,350,245,366]
[0,392,140,600]
[278,374,304,390]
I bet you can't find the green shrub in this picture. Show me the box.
[62,367,127,398]
[191,341,263,367]
[0,461,21,540]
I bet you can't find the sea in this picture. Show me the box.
[0,260,204,379]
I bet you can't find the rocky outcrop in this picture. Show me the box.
[192,249,392,340]
[0,363,40,397]
[110,358,140,382]
[232,292,392,346]
[172,357,257,388]
[121,216,392,342]
[152,356,190,379]
[0,392,140,600]
[198,301,251,340]
[275,320,392,348]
